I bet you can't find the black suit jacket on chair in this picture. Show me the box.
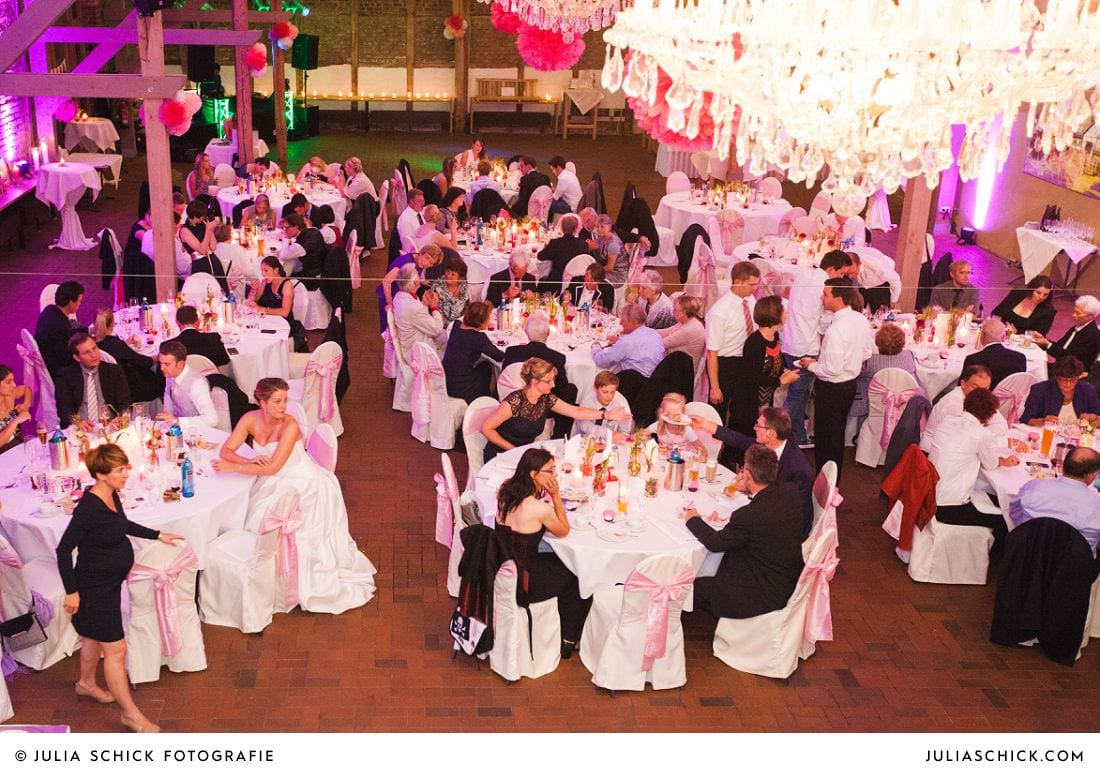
[962,343,1028,388]
[513,170,552,218]
[55,362,132,428]
[563,278,615,311]
[34,305,87,379]
[538,234,590,290]
[485,269,539,307]
[167,328,231,368]
[685,482,806,618]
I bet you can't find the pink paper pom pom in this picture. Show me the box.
[490,3,522,34]
[53,100,78,123]
[516,24,585,72]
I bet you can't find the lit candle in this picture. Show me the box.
[338,90,344,98]
[550,323,558,336]
[31,148,39,169]
[367,92,374,99]
[160,302,168,318]
[415,92,421,99]
[40,139,49,164]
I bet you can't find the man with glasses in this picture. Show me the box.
[691,406,815,537]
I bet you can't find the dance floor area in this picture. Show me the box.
[0,132,1097,733]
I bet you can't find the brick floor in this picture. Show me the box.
[1,131,1098,733]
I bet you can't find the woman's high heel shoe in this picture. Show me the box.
[121,716,160,733]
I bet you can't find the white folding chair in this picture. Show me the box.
[489,560,561,682]
[579,554,693,691]
[39,283,59,312]
[181,273,223,307]
[665,171,691,194]
[1,534,81,671]
[125,540,206,684]
[561,254,595,288]
[287,340,344,436]
[409,341,467,451]
[307,422,339,472]
[854,367,922,468]
[757,176,783,199]
[685,401,722,461]
[461,396,500,489]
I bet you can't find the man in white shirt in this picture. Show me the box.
[798,278,873,477]
[927,387,1019,543]
[921,364,1006,452]
[155,340,218,430]
[549,155,582,215]
[847,249,901,312]
[392,263,444,355]
[396,188,426,255]
[782,250,851,447]
[340,156,376,202]
[706,261,761,422]
[142,223,193,280]
[574,370,633,437]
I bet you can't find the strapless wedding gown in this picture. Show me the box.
[245,441,377,614]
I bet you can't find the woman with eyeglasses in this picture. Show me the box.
[480,357,629,462]
[495,447,590,658]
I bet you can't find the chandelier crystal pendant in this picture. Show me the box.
[602,0,1100,214]
[481,0,620,41]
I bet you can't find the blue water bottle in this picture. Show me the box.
[181,454,194,498]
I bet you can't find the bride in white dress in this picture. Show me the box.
[213,377,376,614]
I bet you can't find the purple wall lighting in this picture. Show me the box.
[972,114,1007,231]
[0,0,32,168]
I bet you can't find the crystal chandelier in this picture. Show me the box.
[483,0,620,41]
[602,0,1100,214]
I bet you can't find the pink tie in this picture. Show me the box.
[742,298,753,335]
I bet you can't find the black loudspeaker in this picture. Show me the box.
[957,226,977,245]
[306,105,320,136]
[291,34,319,70]
[187,45,217,82]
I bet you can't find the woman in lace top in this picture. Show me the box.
[431,256,469,327]
[0,364,33,453]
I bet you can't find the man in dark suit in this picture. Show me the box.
[511,156,552,218]
[501,311,578,437]
[282,213,327,290]
[685,443,805,619]
[166,305,231,368]
[1037,296,1100,370]
[537,213,589,291]
[55,332,132,429]
[34,281,87,378]
[563,264,615,311]
[485,249,539,307]
[962,318,1027,388]
[691,406,815,537]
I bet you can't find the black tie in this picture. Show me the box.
[417,213,424,225]
[951,288,962,308]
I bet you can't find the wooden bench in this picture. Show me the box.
[469,78,558,133]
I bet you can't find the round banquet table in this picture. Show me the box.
[473,439,744,597]
[450,176,520,208]
[0,427,255,569]
[458,242,551,298]
[112,304,289,398]
[35,162,102,251]
[216,183,346,226]
[909,336,1047,400]
[204,135,271,171]
[654,191,792,253]
[63,117,120,152]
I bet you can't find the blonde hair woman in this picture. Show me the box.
[186,152,214,200]
[413,204,458,251]
[92,309,162,402]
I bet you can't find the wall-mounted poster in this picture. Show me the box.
[1023,120,1100,200]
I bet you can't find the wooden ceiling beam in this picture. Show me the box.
[41,26,261,46]
[0,0,74,73]
[0,72,185,98]
[161,9,290,24]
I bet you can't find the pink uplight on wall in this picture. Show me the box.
[972,115,1006,231]
[0,0,30,166]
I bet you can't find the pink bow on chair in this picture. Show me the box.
[306,355,343,422]
[623,567,695,672]
[16,344,45,398]
[694,248,717,310]
[715,212,743,255]
[410,353,445,426]
[127,545,198,658]
[260,503,304,609]
[798,540,839,645]
[434,472,457,548]
[868,377,922,450]
[993,385,1024,425]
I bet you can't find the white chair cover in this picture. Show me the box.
[465,256,492,303]
[906,502,994,585]
[707,154,731,181]
[289,278,333,332]
[497,362,525,398]
[409,341,467,451]
[288,340,344,437]
[210,386,232,432]
[665,171,691,194]
[714,209,745,258]
[213,163,237,188]
[381,328,397,379]
[98,227,125,308]
[685,401,722,461]
[579,554,694,691]
[390,172,407,216]
[461,396,499,489]
[1,533,81,670]
[750,256,790,299]
[437,453,466,598]
[810,461,838,538]
[993,372,1039,426]
[527,185,554,224]
[757,176,783,199]
[489,561,561,682]
[185,353,218,375]
[690,152,712,180]
[307,422,339,472]
[809,192,832,219]
[346,231,362,289]
[38,283,58,312]
[561,254,595,288]
[652,224,678,267]
[181,273,223,307]
[125,541,206,684]
[198,489,295,632]
[0,664,11,723]
[841,215,867,246]
[376,179,391,247]
[388,308,414,413]
[684,239,722,314]
[713,525,839,678]
[96,349,118,365]
[776,207,807,238]
[854,368,923,467]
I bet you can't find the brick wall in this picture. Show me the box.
[0,0,32,163]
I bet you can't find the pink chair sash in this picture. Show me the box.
[694,248,717,310]
[259,502,304,609]
[434,472,457,548]
[798,539,839,645]
[306,355,343,422]
[0,541,24,612]
[868,377,922,450]
[348,242,362,290]
[409,351,445,426]
[993,385,1024,425]
[127,545,198,658]
[715,213,743,255]
[16,343,45,401]
[627,252,647,286]
[623,566,695,672]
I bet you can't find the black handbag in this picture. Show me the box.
[0,611,47,652]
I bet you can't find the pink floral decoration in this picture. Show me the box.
[158,99,189,136]
[245,42,268,77]
[516,23,585,72]
[624,54,737,152]
[491,3,523,34]
[443,15,468,40]
[270,20,298,50]
[53,100,78,123]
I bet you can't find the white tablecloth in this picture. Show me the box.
[1015,226,1098,282]
[35,162,101,251]
[205,136,271,170]
[564,89,603,115]
[63,118,120,152]
[474,440,740,597]
[451,177,520,208]
[911,339,1047,400]
[216,184,346,226]
[655,144,696,178]
[485,319,614,404]
[0,428,253,569]
[655,191,792,252]
[65,152,123,184]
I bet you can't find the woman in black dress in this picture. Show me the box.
[249,256,307,352]
[496,447,590,657]
[991,275,1055,336]
[442,301,504,403]
[728,295,799,439]
[56,444,182,733]
[179,199,216,258]
[480,357,628,461]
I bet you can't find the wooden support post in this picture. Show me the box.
[232,0,254,167]
[406,0,415,109]
[896,176,934,312]
[452,0,468,133]
[273,44,287,169]
[349,1,359,112]
[137,13,176,303]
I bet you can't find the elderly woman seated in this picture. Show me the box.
[627,269,675,329]
[849,322,919,437]
[1021,356,1100,426]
